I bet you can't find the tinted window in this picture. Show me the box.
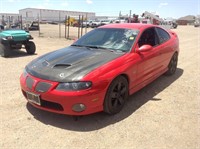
[74,28,139,52]
[138,28,159,47]
[156,28,170,44]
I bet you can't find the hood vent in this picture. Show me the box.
[53,64,72,69]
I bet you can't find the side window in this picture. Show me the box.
[156,27,170,44]
[138,28,158,47]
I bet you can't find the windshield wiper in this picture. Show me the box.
[85,45,99,49]
[71,44,99,50]
[71,44,85,47]
[71,44,116,52]
[71,44,101,49]
[85,45,115,52]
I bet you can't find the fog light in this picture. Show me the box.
[72,103,86,112]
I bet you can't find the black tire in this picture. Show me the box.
[0,43,10,57]
[103,76,129,115]
[165,53,178,76]
[25,41,36,55]
[173,25,177,29]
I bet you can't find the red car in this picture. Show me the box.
[20,23,179,115]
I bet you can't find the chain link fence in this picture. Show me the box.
[1,14,93,39]
[25,15,93,39]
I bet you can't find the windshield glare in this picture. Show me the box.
[73,28,139,52]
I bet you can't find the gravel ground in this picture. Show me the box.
[0,25,199,149]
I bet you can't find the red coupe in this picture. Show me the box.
[20,23,179,115]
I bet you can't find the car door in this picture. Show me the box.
[155,27,173,68]
[134,27,163,87]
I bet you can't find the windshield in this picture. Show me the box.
[73,28,139,52]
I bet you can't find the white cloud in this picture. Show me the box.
[86,0,93,4]
[159,2,168,8]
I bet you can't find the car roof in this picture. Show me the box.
[99,23,156,30]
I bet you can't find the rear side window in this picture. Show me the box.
[156,28,170,44]
[138,27,159,47]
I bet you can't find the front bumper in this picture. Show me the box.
[1,35,33,45]
[20,73,107,115]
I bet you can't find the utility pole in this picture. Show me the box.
[78,15,80,38]
[85,13,87,34]
[2,15,5,26]
[81,15,83,37]
[129,10,132,23]
[38,14,40,36]
[59,11,61,38]
[65,15,67,38]
[119,11,121,17]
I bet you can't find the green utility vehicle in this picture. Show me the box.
[0,28,36,57]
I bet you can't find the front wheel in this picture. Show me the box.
[25,41,36,55]
[165,53,178,76]
[103,76,129,115]
[0,44,10,57]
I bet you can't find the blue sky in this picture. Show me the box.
[0,0,199,19]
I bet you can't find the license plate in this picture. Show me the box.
[26,91,41,105]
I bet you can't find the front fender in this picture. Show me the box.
[83,53,139,91]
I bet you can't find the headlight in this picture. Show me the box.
[27,35,33,39]
[6,36,13,40]
[56,81,92,91]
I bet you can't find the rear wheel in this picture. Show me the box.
[103,76,129,115]
[165,53,178,76]
[0,44,10,57]
[25,41,36,55]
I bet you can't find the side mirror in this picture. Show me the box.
[137,45,153,53]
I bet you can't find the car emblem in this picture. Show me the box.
[59,73,65,78]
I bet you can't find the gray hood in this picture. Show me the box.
[26,46,124,82]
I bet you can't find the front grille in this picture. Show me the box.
[22,89,64,111]
[26,76,34,89]
[35,82,52,93]
[41,99,64,111]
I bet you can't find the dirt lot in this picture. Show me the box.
[0,25,199,149]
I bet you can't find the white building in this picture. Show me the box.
[0,13,20,25]
[19,8,95,22]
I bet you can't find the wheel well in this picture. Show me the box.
[120,74,130,95]
[109,74,130,90]
[174,51,178,55]
[120,74,129,85]
[173,51,178,58]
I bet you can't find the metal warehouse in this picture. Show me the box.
[0,13,20,24]
[19,8,96,21]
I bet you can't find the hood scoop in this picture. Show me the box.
[53,64,72,69]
